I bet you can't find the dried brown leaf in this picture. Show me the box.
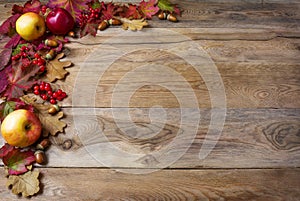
[6,171,40,197]
[119,18,148,31]
[46,53,72,83]
[21,95,67,137]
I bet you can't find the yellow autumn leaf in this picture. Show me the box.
[119,18,148,31]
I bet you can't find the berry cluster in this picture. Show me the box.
[32,53,47,73]
[33,82,67,104]
[78,7,101,27]
[11,46,31,69]
[11,46,47,73]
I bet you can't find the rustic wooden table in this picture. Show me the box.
[0,0,300,200]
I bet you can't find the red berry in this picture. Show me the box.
[56,96,63,101]
[41,94,48,100]
[52,92,58,98]
[61,92,67,98]
[34,90,40,95]
[21,52,27,57]
[47,90,53,96]
[39,84,45,91]
[33,85,39,91]
[32,60,38,65]
[34,53,40,59]
[50,98,57,104]
[39,65,46,72]
[57,89,62,95]
[21,46,27,51]
[45,84,52,92]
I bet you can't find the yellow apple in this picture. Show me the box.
[1,109,42,148]
[16,12,46,41]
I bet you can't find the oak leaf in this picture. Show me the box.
[119,18,148,31]
[21,95,66,136]
[6,171,40,197]
[46,53,72,83]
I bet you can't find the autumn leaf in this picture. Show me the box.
[139,0,159,19]
[0,98,34,120]
[80,22,98,37]
[0,14,20,37]
[2,148,36,175]
[0,66,10,94]
[21,95,67,136]
[119,18,148,31]
[102,2,122,20]
[0,143,14,159]
[12,0,42,14]
[47,0,88,23]
[46,53,72,83]
[3,61,39,99]
[6,170,40,197]
[120,4,141,19]
[157,0,181,15]
[0,49,12,71]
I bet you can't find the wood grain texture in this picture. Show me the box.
[0,0,300,200]
[1,167,300,201]
[2,108,298,168]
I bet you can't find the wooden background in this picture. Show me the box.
[0,0,300,200]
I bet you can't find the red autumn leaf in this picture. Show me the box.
[80,22,98,37]
[12,0,42,14]
[5,34,21,49]
[139,0,159,19]
[47,0,89,23]
[2,148,36,175]
[0,65,11,94]
[3,61,39,99]
[102,2,122,20]
[0,143,14,159]
[0,49,12,71]
[0,14,21,37]
[121,4,141,19]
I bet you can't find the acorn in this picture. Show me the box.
[45,39,58,47]
[45,49,56,60]
[48,104,60,115]
[34,150,46,164]
[167,14,178,22]
[36,139,51,150]
[109,18,122,26]
[98,20,109,31]
[158,12,167,20]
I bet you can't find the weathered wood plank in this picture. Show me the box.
[0,167,299,201]
[1,108,298,168]
[58,37,300,108]
[0,1,299,35]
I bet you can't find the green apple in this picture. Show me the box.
[1,109,42,148]
[16,12,46,41]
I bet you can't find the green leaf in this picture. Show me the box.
[157,0,181,15]
[3,101,16,117]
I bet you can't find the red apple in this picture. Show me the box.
[1,109,42,148]
[46,7,75,35]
